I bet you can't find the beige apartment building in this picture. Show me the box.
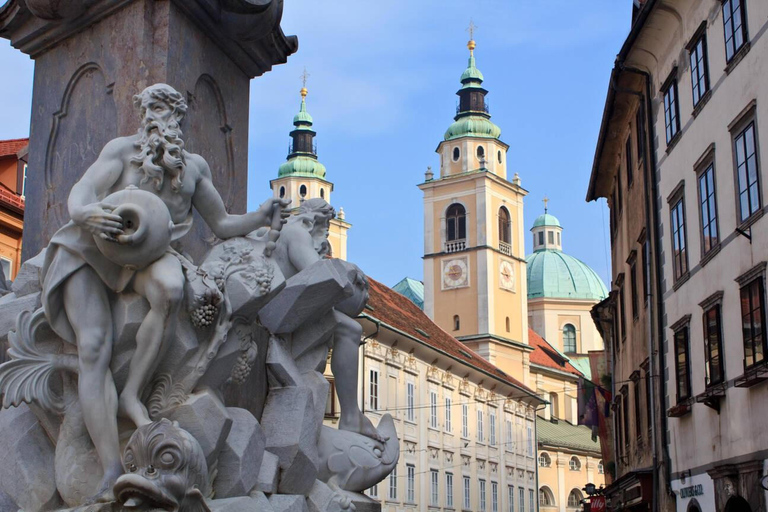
[589,2,768,512]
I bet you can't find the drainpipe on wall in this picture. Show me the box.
[617,63,674,510]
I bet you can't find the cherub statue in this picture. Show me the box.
[272,198,383,442]
[39,83,289,501]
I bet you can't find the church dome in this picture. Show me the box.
[278,155,327,178]
[444,116,502,141]
[526,210,607,301]
[526,251,608,301]
[532,213,561,228]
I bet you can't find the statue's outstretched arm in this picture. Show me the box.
[191,155,290,239]
[68,138,127,239]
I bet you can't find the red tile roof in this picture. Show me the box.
[0,138,28,158]
[528,328,583,377]
[364,278,536,397]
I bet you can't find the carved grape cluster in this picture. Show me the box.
[230,350,253,385]
[190,303,218,328]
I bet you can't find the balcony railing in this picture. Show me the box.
[288,141,318,156]
[456,102,490,115]
[499,241,512,256]
[445,239,466,253]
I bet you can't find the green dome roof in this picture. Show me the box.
[293,98,313,126]
[460,55,484,83]
[532,213,561,228]
[444,115,502,141]
[278,155,326,178]
[526,250,608,301]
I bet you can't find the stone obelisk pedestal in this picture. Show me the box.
[0,0,297,262]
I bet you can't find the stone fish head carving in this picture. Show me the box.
[114,419,211,512]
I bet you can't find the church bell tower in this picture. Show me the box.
[270,75,351,260]
[419,34,531,381]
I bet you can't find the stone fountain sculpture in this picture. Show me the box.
[0,83,398,512]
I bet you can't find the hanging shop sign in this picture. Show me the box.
[679,485,704,499]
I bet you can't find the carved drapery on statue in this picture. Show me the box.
[0,84,397,511]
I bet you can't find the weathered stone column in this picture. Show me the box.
[0,0,297,261]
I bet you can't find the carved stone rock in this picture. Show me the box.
[269,494,309,512]
[262,387,320,495]
[215,407,266,499]
[210,494,274,512]
[0,403,63,511]
[10,249,45,297]
[307,480,354,512]
[254,451,280,494]
[163,390,233,468]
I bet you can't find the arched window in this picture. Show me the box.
[453,147,460,161]
[320,188,325,199]
[477,145,485,159]
[569,457,581,471]
[563,324,577,353]
[539,487,555,507]
[568,489,583,508]
[446,203,467,241]
[549,392,559,419]
[453,315,460,331]
[498,207,511,244]
[598,460,604,474]
[538,452,551,468]
[279,186,286,198]
[497,150,502,164]
[505,317,510,332]
[300,184,307,198]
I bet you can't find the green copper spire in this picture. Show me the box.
[444,36,501,141]
[278,83,327,179]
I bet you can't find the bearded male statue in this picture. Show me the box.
[40,83,290,502]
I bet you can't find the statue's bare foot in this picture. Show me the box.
[118,394,152,427]
[339,412,389,444]
[84,462,122,505]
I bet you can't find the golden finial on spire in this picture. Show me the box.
[466,19,477,54]
[543,195,549,214]
[300,67,310,98]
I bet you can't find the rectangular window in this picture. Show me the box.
[698,163,719,254]
[690,34,710,106]
[615,400,623,459]
[505,418,513,449]
[735,122,761,223]
[406,382,415,421]
[670,196,689,280]
[630,261,639,320]
[431,470,439,507]
[674,326,692,401]
[368,483,378,498]
[0,257,12,281]
[489,410,497,446]
[704,305,725,386]
[519,487,525,512]
[663,79,681,143]
[617,164,623,212]
[634,380,642,440]
[621,392,630,449]
[464,476,471,510]
[480,479,487,512]
[388,464,397,500]
[492,482,499,512]
[529,490,534,512]
[477,408,484,442]
[626,136,633,187]
[645,370,653,436]
[407,464,415,503]
[527,425,533,456]
[369,370,379,411]
[741,278,766,368]
[445,396,453,433]
[723,0,748,62]
[325,379,337,418]
[462,404,469,438]
[508,485,515,512]
[547,231,554,244]
[430,391,438,428]
[538,231,544,245]
[636,105,645,162]
[642,241,649,306]
[620,285,627,340]
[446,473,454,508]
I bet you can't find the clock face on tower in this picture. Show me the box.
[499,260,515,292]
[442,257,469,289]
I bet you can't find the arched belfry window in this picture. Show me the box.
[279,186,286,198]
[498,207,511,244]
[563,324,577,353]
[300,184,308,198]
[453,315,461,331]
[446,203,467,241]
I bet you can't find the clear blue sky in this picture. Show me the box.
[0,1,631,288]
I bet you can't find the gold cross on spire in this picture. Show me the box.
[543,195,549,213]
[300,67,310,98]
[466,19,477,53]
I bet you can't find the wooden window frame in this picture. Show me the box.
[672,317,693,403]
[662,71,681,145]
[722,0,749,63]
[695,148,720,258]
